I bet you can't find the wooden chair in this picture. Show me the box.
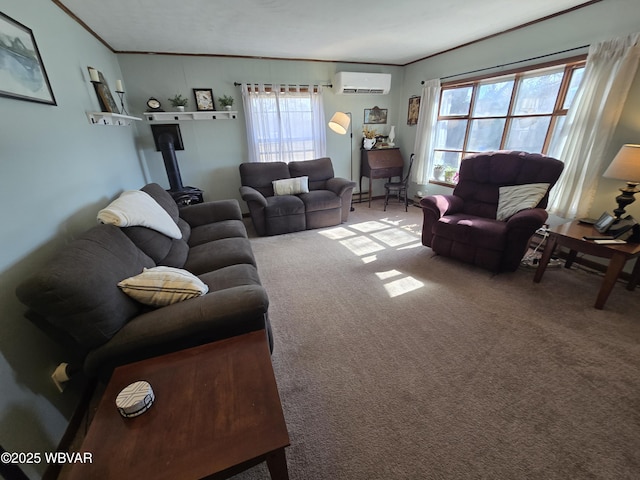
[384,153,415,212]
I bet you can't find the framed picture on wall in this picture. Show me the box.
[0,12,56,105]
[193,88,215,111]
[364,106,387,124]
[407,96,420,125]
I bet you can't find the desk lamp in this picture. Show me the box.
[603,144,640,220]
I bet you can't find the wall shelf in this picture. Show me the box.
[144,111,238,121]
[87,112,142,126]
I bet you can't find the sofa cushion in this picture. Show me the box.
[184,237,256,274]
[265,195,305,218]
[199,264,262,292]
[142,183,181,223]
[273,176,309,196]
[189,219,248,247]
[239,162,291,198]
[433,214,508,251]
[299,190,342,212]
[118,266,208,307]
[15,224,155,349]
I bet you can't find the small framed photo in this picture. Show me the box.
[193,88,215,111]
[0,12,56,105]
[364,107,387,124]
[407,96,421,126]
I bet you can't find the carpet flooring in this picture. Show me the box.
[233,199,640,480]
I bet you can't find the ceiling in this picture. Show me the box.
[56,0,593,66]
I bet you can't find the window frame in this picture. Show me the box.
[431,55,586,186]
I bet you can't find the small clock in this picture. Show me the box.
[146,97,164,112]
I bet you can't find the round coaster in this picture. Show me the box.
[115,381,155,418]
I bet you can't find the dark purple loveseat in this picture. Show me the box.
[420,151,564,272]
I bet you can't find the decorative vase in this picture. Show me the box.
[176,106,185,112]
[388,125,395,146]
[224,105,232,111]
[433,166,445,181]
[363,138,376,150]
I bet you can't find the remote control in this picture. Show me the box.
[583,236,614,240]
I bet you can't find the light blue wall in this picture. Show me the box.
[398,0,640,221]
[118,54,404,203]
[0,1,145,477]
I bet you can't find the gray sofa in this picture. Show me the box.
[16,183,271,378]
[239,157,356,236]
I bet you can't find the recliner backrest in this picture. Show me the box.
[453,151,564,219]
[239,162,291,197]
[289,157,334,191]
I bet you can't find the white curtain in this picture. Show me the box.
[548,33,640,218]
[242,84,326,163]
[411,79,441,184]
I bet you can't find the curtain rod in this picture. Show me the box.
[423,44,589,84]
[234,82,332,87]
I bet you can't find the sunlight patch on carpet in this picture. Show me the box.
[318,226,356,240]
[384,276,424,297]
[371,228,417,247]
[350,221,389,233]
[340,236,385,256]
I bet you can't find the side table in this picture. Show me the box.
[533,221,640,309]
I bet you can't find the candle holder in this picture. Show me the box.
[116,90,128,115]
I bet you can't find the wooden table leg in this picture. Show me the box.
[564,249,578,269]
[533,235,557,283]
[594,252,628,309]
[627,257,640,291]
[266,448,289,480]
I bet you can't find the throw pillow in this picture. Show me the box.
[118,266,208,307]
[272,176,309,196]
[496,183,550,221]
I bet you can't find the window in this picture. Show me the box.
[432,60,585,183]
[242,85,326,163]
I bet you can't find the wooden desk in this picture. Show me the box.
[66,331,289,480]
[533,221,640,309]
[360,148,404,207]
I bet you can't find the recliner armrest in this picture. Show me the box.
[180,199,243,227]
[239,186,268,207]
[505,208,548,230]
[420,195,464,217]
[326,177,356,196]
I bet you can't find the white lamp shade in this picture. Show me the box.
[328,112,350,135]
[603,144,640,182]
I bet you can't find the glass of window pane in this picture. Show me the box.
[472,80,514,117]
[467,118,506,152]
[547,116,566,153]
[432,150,462,172]
[513,70,563,115]
[563,67,584,110]
[439,87,472,116]
[434,119,467,150]
[504,116,551,153]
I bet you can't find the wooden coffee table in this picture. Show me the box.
[66,330,290,480]
[533,221,640,309]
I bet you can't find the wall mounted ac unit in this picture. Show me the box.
[334,72,391,95]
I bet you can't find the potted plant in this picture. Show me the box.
[444,166,457,183]
[362,126,377,150]
[218,95,234,111]
[168,94,188,112]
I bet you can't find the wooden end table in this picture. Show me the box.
[533,221,640,309]
[66,330,290,480]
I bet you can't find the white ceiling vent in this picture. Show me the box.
[333,72,391,95]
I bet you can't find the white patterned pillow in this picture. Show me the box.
[272,176,309,196]
[496,183,550,221]
[118,266,208,307]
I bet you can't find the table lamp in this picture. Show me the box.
[602,144,640,220]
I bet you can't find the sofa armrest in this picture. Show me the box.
[326,177,356,196]
[180,199,243,227]
[239,186,268,207]
[420,195,464,217]
[83,285,269,377]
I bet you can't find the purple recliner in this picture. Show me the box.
[420,151,564,272]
